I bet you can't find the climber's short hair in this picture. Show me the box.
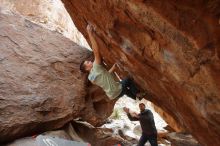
[80,60,87,73]
[139,103,145,107]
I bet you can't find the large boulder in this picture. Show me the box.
[61,0,220,146]
[0,9,115,143]
[71,121,132,146]
[166,132,200,146]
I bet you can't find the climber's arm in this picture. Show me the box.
[108,63,117,73]
[87,25,101,65]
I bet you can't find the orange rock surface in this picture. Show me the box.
[61,1,220,146]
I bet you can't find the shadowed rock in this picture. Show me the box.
[166,132,201,146]
[72,121,132,146]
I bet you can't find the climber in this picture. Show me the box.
[123,103,158,146]
[80,24,147,100]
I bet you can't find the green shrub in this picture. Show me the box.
[110,108,121,120]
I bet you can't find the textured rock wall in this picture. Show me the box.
[0,9,115,143]
[0,0,89,48]
[72,121,132,146]
[61,0,220,146]
[152,104,184,132]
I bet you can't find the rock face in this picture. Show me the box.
[72,121,132,146]
[152,104,184,132]
[166,132,200,146]
[0,9,115,143]
[61,0,220,146]
[0,0,89,48]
